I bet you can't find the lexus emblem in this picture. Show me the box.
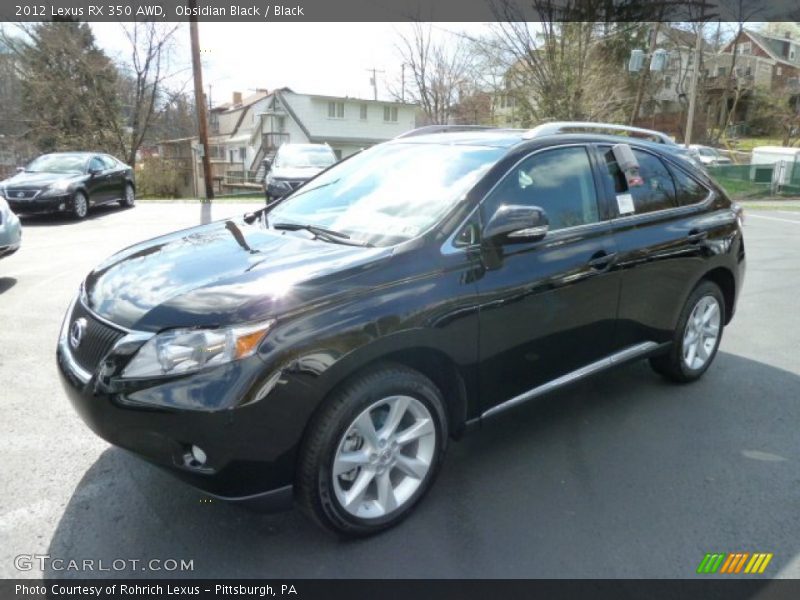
[69,318,87,350]
[16,192,24,198]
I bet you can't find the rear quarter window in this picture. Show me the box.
[670,167,710,206]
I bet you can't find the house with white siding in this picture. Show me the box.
[159,88,417,198]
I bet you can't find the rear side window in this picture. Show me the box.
[603,148,677,214]
[485,146,600,231]
[671,168,709,206]
[101,155,118,169]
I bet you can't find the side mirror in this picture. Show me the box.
[16,166,25,173]
[484,204,549,243]
[88,168,101,177]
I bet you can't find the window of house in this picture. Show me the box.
[483,146,600,231]
[717,66,727,76]
[277,116,286,131]
[777,66,783,75]
[664,75,672,88]
[602,147,677,214]
[328,101,344,119]
[383,106,398,122]
[738,41,752,55]
[360,104,368,120]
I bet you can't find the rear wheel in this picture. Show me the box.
[72,191,88,220]
[650,280,724,383]
[120,183,135,208]
[297,364,448,536]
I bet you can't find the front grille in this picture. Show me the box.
[5,188,40,200]
[68,301,127,373]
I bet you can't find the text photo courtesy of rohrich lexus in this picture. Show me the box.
[3,4,800,594]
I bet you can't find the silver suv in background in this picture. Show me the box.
[263,143,337,202]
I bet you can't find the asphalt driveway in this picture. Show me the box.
[1,202,798,579]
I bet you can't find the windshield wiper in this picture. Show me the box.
[272,222,372,247]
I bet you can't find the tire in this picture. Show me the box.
[649,280,725,383]
[72,191,88,220]
[120,183,135,208]
[297,363,448,537]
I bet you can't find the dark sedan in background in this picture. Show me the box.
[2,152,135,220]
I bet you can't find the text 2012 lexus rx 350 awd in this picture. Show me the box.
[58,124,746,536]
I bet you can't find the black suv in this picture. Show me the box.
[57,123,745,536]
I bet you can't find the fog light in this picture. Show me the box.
[191,445,207,465]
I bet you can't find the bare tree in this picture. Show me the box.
[391,23,475,125]
[113,22,183,165]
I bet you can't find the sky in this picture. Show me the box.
[91,22,493,106]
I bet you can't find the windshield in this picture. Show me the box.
[274,146,337,169]
[268,142,504,247]
[26,154,87,174]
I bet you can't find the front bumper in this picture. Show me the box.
[7,193,72,215]
[56,314,303,508]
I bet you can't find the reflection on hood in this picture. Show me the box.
[84,217,390,331]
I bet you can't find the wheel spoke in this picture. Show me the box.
[685,341,697,367]
[395,418,434,446]
[697,339,710,361]
[333,449,371,476]
[343,468,375,509]
[395,454,429,480]
[379,396,410,440]
[354,412,380,450]
[375,471,397,513]
[702,302,719,324]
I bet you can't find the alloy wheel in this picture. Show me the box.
[682,295,721,370]
[74,193,88,218]
[332,395,436,519]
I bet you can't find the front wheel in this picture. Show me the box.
[650,280,725,383]
[72,191,88,220]
[297,364,448,536]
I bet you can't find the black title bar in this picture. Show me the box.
[2,0,800,22]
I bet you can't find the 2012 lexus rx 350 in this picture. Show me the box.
[58,123,746,536]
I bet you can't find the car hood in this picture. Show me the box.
[269,166,327,180]
[84,217,392,331]
[2,171,83,188]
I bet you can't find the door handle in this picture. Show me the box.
[587,251,618,270]
[687,229,708,243]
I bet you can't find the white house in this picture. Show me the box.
[159,88,417,197]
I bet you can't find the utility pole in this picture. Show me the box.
[401,63,405,102]
[366,67,385,101]
[189,0,214,201]
[629,22,662,126]
[685,22,704,147]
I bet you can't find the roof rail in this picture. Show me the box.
[522,121,676,145]
[394,125,497,139]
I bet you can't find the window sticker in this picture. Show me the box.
[617,193,635,215]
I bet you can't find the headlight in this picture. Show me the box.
[41,180,72,197]
[121,319,275,378]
